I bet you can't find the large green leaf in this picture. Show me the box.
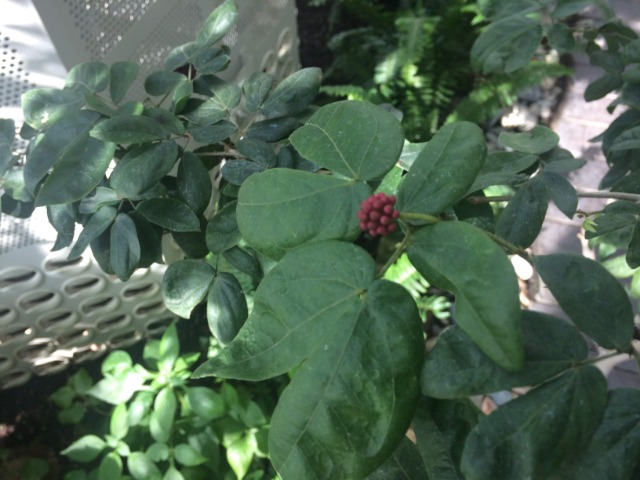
[61,435,106,462]
[421,310,588,398]
[136,198,200,232]
[367,436,428,480]
[90,115,169,144]
[260,67,322,119]
[163,259,215,318]
[397,122,487,219]
[237,168,370,259]
[495,176,549,248]
[412,397,481,480]
[110,141,178,198]
[466,151,538,194]
[21,88,84,129]
[243,72,275,112]
[194,0,237,49]
[128,452,162,480]
[35,134,115,206]
[289,100,403,181]
[471,16,543,74]
[24,110,101,194]
[460,366,608,480]
[193,241,424,479]
[541,171,578,218]
[206,201,240,254]
[68,205,117,259]
[408,221,523,371]
[534,254,635,350]
[552,388,640,479]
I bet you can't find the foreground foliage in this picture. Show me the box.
[1,0,640,478]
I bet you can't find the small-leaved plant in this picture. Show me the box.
[2,0,640,478]
[51,323,274,479]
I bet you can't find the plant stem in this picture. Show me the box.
[399,212,441,224]
[632,346,640,372]
[377,227,413,279]
[577,350,627,367]
[467,189,640,206]
[483,230,533,264]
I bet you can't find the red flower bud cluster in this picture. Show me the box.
[358,193,400,237]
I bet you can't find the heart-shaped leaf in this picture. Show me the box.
[193,241,424,479]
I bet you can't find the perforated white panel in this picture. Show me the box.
[0,0,299,389]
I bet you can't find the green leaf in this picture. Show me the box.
[127,452,162,480]
[237,169,370,259]
[130,212,163,267]
[499,125,559,154]
[245,117,300,143]
[110,403,129,440]
[159,322,179,372]
[584,74,623,101]
[24,110,101,194]
[408,221,523,371]
[177,153,212,215]
[397,122,487,218]
[627,221,640,268]
[471,16,543,74]
[182,98,227,125]
[207,272,248,344]
[206,201,240,254]
[289,100,403,181]
[243,72,275,112]
[150,387,176,443]
[144,71,188,96]
[221,160,265,185]
[541,171,578,218]
[162,467,184,480]
[21,88,84,129]
[367,436,428,480]
[496,176,549,248]
[91,115,169,144]
[68,205,117,259]
[144,107,185,135]
[466,151,538,194]
[552,388,640,479]
[187,386,227,421]
[227,435,254,479]
[174,443,207,467]
[79,187,120,214]
[552,0,593,18]
[20,457,50,480]
[223,246,263,287]
[193,76,241,111]
[164,42,198,71]
[460,366,608,480]
[547,23,575,54]
[421,310,588,398]
[61,435,107,462]
[66,61,109,93]
[610,125,640,152]
[110,61,139,104]
[195,0,237,48]
[188,120,236,143]
[109,213,140,281]
[88,371,145,405]
[50,386,76,409]
[98,452,122,480]
[101,351,133,376]
[162,259,216,318]
[146,442,169,462]
[136,198,200,232]
[194,241,424,479]
[534,254,635,350]
[260,67,322,119]
[192,45,231,74]
[235,138,277,167]
[412,397,481,480]
[128,391,154,426]
[110,141,178,198]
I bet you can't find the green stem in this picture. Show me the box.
[399,212,441,224]
[632,347,640,372]
[468,190,640,206]
[576,350,626,367]
[483,230,533,264]
[377,227,413,279]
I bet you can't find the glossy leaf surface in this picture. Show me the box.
[163,259,215,318]
[194,241,424,479]
[397,122,486,218]
[535,253,635,350]
[237,169,369,259]
[290,100,403,181]
[408,221,523,371]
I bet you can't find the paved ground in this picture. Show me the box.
[531,0,640,388]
